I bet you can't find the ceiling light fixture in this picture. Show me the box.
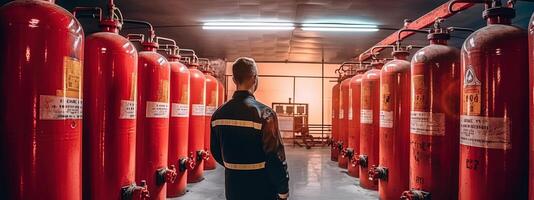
[203,22,295,30]
[301,23,379,32]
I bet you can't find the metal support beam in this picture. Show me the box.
[354,1,474,61]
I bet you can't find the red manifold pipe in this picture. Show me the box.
[0,1,84,199]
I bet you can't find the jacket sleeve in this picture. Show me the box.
[261,110,290,195]
[210,118,224,166]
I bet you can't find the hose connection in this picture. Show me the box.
[400,190,432,200]
[196,150,210,162]
[178,157,195,172]
[156,165,177,185]
[336,141,344,153]
[355,154,368,168]
[368,165,388,181]
[121,181,150,200]
[343,148,354,160]
[179,49,199,67]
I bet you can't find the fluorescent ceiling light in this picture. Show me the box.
[203,22,294,30]
[301,23,378,32]
[301,27,379,32]
[302,23,377,28]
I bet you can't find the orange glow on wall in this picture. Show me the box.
[226,62,339,125]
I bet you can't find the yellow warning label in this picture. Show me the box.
[413,75,427,111]
[463,65,481,115]
[381,83,392,111]
[130,72,137,101]
[57,57,82,98]
[158,80,170,102]
[210,90,218,106]
[362,82,372,109]
[463,86,481,115]
[180,84,189,104]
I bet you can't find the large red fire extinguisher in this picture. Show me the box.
[338,66,354,169]
[199,58,219,170]
[530,11,534,200]
[331,81,341,162]
[180,49,209,183]
[450,1,529,199]
[126,20,177,200]
[354,58,383,190]
[0,1,84,199]
[156,37,193,197]
[74,3,149,200]
[368,44,411,200]
[346,66,367,178]
[400,20,470,200]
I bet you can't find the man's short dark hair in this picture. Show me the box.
[232,57,257,84]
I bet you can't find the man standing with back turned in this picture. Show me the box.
[210,57,290,200]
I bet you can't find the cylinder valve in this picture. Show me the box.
[400,190,431,200]
[121,181,150,200]
[196,150,210,162]
[156,165,178,185]
[355,155,368,168]
[368,165,388,181]
[178,157,195,172]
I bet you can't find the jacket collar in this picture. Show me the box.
[233,90,255,99]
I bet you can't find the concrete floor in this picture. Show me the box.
[171,147,378,200]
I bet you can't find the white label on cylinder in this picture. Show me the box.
[348,108,353,120]
[39,95,83,120]
[379,111,393,128]
[460,115,511,149]
[205,106,217,116]
[410,111,445,136]
[192,104,206,116]
[145,101,169,118]
[119,100,136,119]
[171,103,189,117]
[360,109,373,124]
[339,109,344,119]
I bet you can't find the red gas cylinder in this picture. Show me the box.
[338,74,353,169]
[369,48,410,200]
[331,82,341,161]
[127,21,177,200]
[180,50,208,183]
[451,1,529,199]
[218,80,225,105]
[200,59,219,170]
[355,60,383,190]
[0,1,84,199]
[530,11,534,200]
[77,5,149,200]
[346,71,365,178]
[156,37,192,197]
[400,21,463,200]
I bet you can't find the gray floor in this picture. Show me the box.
[171,147,378,200]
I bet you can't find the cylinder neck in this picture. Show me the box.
[487,16,512,25]
[141,42,158,52]
[392,51,409,60]
[167,55,180,62]
[99,19,121,33]
[430,39,447,45]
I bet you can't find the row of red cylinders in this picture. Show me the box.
[331,11,534,200]
[0,1,225,199]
